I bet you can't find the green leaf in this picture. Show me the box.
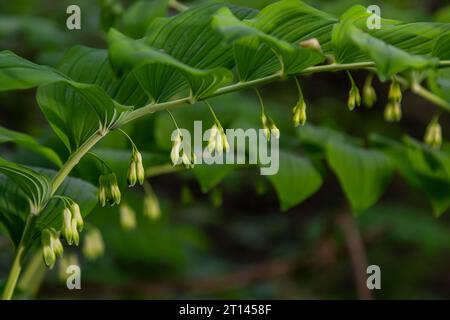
[371,134,450,216]
[212,6,325,78]
[0,50,133,151]
[326,141,394,214]
[213,0,336,80]
[122,0,170,38]
[267,151,323,211]
[0,158,52,214]
[0,168,98,247]
[35,47,141,151]
[333,20,438,80]
[0,126,62,167]
[107,29,234,101]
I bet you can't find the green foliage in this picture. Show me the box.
[0,0,449,299]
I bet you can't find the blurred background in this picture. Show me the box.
[1,0,450,299]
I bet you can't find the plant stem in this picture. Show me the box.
[2,214,37,300]
[51,131,105,194]
[411,83,450,111]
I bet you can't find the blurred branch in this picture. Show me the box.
[336,211,372,300]
[169,0,189,12]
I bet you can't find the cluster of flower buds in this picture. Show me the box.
[207,123,229,155]
[363,74,377,108]
[98,173,121,206]
[347,81,361,111]
[261,113,280,141]
[292,99,307,127]
[82,228,104,261]
[119,203,137,230]
[171,130,196,168]
[61,202,83,246]
[42,228,64,269]
[127,148,145,187]
[143,192,161,220]
[424,119,442,149]
[384,80,402,122]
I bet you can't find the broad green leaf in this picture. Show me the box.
[0,126,62,167]
[0,50,133,151]
[36,46,144,151]
[134,3,256,100]
[332,5,449,64]
[212,7,324,78]
[107,29,234,101]
[122,0,170,38]
[333,20,438,80]
[0,157,52,214]
[0,168,98,247]
[432,32,450,59]
[267,151,323,211]
[326,141,394,214]
[213,0,336,80]
[370,134,450,216]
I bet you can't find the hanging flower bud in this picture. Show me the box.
[424,119,442,149]
[119,203,137,230]
[51,230,64,258]
[71,219,79,246]
[42,228,63,269]
[388,80,402,103]
[143,193,161,220]
[347,83,361,111]
[127,158,137,187]
[171,131,182,165]
[135,152,145,185]
[98,175,108,207]
[127,150,145,187]
[109,174,121,205]
[98,173,121,206]
[41,229,56,268]
[384,102,402,122]
[70,202,83,232]
[293,100,307,127]
[207,125,219,154]
[261,113,279,141]
[363,74,377,108]
[43,245,56,269]
[62,207,73,245]
[83,228,104,261]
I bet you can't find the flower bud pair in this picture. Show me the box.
[261,113,280,141]
[143,193,161,220]
[384,101,402,122]
[83,228,104,261]
[42,228,64,269]
[347,83,361,111]
[127,150,145,187]
[171,131,196,168]
[424,120,442,149]
[98,173,121,207]
[61,202,83,246]
[292,100,307,127]
[119,203,137,230]
[207,124,229,155]
[384,80,402,122]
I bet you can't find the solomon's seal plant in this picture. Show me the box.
[0,0,449,299]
